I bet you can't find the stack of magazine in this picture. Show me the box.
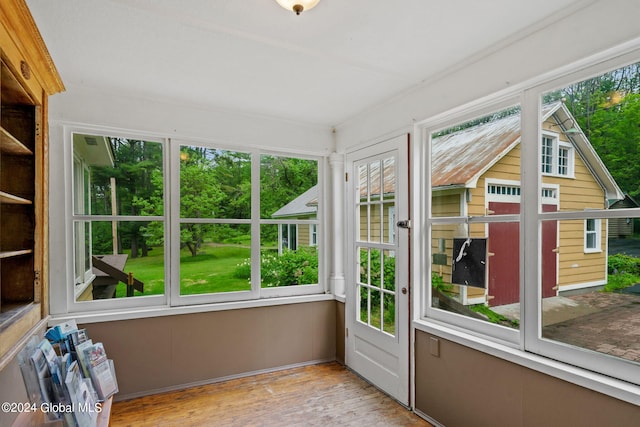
[17,319,118,426]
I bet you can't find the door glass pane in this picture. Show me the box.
[384,203,395,244]
[358,205,369,241]
[358,164,369,201]
[369,160,381,201]
[358,247,370,284]
[383,292,396,335]
[370,204,382,243]
[359,284,370,325]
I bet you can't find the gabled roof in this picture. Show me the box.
[431,111,520,190]
[271,185,318,218]
[432,102,624,200]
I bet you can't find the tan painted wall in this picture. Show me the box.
[83,301,336,399]
[335,301,345,364]
[415,330,640,427]
[4,303,638,427]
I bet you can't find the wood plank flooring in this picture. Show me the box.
[110,362,433,427]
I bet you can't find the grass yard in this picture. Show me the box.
[115,243,250,297]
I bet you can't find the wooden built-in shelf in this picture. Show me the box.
[0,190,32,204]
[0,249,33,259]
[0,126,32,155]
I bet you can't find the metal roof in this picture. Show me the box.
[271,185,318,218]
[431,111,521,189]
[431,102,623,200]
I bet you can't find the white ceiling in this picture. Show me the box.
[27,0,585,127]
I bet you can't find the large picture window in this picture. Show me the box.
[420,55,640,389]
[70,133,324,308]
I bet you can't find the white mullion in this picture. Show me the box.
[251,150,261,294]
[170,138,182,304]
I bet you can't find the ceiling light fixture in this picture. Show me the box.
[276,0,320,15]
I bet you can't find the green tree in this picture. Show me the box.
[179,146,226,256]
[548,62,640,199]
[90,138,163,258]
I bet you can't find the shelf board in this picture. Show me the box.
[0,191,32,204]
[0,249,32,259]
[0,126,32,155]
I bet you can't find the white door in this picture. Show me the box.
[346,134,410,405]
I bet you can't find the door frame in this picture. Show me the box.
[345,133,411,406]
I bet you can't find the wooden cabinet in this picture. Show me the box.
[0,0,63,366]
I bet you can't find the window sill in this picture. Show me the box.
[49,293,335,325]
[413,318,640,406]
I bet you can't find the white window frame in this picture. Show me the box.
[414,41,640,404]
[62,127,326,313]
[171,143,324,305]
[420,98,522,345]
[72,156,93,293]
[541,132,574,178]
[584,218,602,253]
[310,223,318,246]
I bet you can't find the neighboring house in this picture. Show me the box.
[609,194,639,238]
[272,157,398,255]
[431,102,623,307]
[271,185,319,254]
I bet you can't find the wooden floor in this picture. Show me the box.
[110,362,433,426]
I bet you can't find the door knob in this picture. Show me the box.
[397,220,411,229]
[401,287,407,294]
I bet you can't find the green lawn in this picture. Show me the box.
[115,244,250,297]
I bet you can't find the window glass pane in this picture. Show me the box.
[260,155,318,220]
[74,220,165,301]
[73,135,164,216]
[540,62,640,368]
[431,105,521,216]
[180,146,250,219]
[429,105,521,330]
[261,224,318,287]
[542,217,640,364]
[430,222,520,329]
[369,160,381,202]
[180,223,251,295]
[357,247,396,336]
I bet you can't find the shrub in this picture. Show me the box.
[233,246,318,286]
[605,254,640,292]
[608,253,640,275]
[431,272,453,293]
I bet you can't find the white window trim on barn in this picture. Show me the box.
[541,131,575,178]
[584,218,602,253]
[485,179,559,206]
